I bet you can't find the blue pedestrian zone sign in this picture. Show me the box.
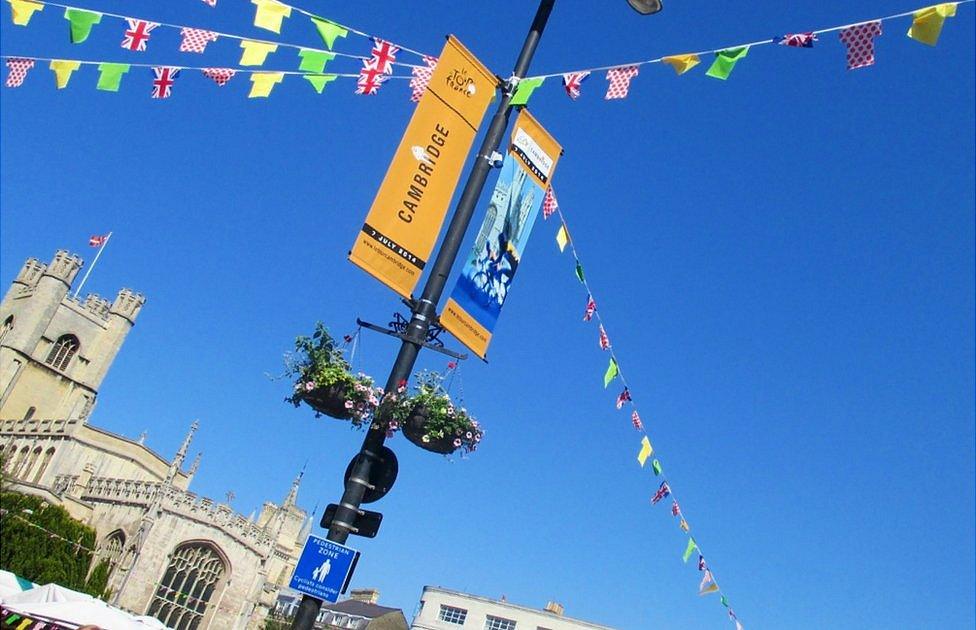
[289,535,360,603]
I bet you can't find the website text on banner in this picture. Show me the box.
[348,36,497,298]
[441,110,562,359]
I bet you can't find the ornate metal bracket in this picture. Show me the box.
[357,316,467,361]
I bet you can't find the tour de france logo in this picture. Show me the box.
[446,67,476,97]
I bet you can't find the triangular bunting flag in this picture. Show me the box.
[49,60,80,89]
[252,0,291,34]
[555,225,569,251]
[575,261,585,283]
[409,55,437,102]
[721,595,729,607]
[662,54,701,75]
[682,537,698,562]
[599,324,610,350]
[907,3,956,46]
[180,28,219,54]
[603,357,618,388]
[562,71,589,99]
[239,40,278,67]
[304,74,337,94]
[542,187,558,219]
[96,63,130,92]
[249,72,284,98]
[510,77,545,106]
[705,47,749,80]
[651,458,661,475]
[637,436,653,467]
[64,8,101,44]
[202,68,236,87]
[699,570,719,595]
[5,58,35,87]
[298,49,336,74]
[9,0,42,26]
[310,16,348,50]
[583,295,596,322]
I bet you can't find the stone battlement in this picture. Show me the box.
[0,418,79,435]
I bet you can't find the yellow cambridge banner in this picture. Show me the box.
[349,36,497,298]
[440,110,563,359]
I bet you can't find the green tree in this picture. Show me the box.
[0,492,109,598]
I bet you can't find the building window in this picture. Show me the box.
[0,316,12,345]
[147,542,227,630]
[23,407,36,421]
[103,530,126,575]
[45,334,80,371]
[439,605,468,625]
[484,616,517,630]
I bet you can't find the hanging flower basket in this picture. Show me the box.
[385,371,483,456]
[283,323,380,428]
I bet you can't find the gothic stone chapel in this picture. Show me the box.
[0,250,310,629]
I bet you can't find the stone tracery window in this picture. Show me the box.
[45,334,79,371]
[147,542,227,630]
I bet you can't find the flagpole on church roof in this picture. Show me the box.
[73,231,113,299]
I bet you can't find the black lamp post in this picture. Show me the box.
[290,2,661,628]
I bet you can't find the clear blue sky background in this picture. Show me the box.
[2,1,973,628]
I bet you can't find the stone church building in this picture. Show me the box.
[0,249,310,629]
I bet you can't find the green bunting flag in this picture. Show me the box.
[96,63,130,92]
[304,74,338,94]
[603,358,619,388]
[683,537,698,563]
[652,459,662,476]
[64,8,101,44]
[510,77,545,106]
[721,595,729,607]
[298,49,335,73]
[575,261,585,283]
[705,47,749,80]
[310,16,348,49]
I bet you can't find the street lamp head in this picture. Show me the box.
[627,0,663,14]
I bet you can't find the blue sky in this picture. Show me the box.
[1,1,974,628]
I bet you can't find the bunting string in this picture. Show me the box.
[549,198,744,626]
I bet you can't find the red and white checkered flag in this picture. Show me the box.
[409,55,437,102]
[89,234,109,247]
[5,58,34,88]
[598,324,611,350]
[121,19,159,52]
[631,410,643,431]
[202,68,236,87]
[615,387,631,410]
[542,187,558,219]
[179,28,219,54]
[583,296,596,322]
[605,65,639,100]
[671,500,681,517]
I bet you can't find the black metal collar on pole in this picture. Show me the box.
[289,3,555,628]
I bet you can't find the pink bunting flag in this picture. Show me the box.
[409,55,437,102]
[605,65,639,100]
[839,21,882,70]
[671,500,681,516]
[201,0,216,5]
[583,295,596,321]
[598,324,610,350]
[201,67,236,86]
[562,71,590,99]
[542,187,558,219]
[5,58,35,87]
[121,19,159,52]
[615,387,631,410]
[180,28,219,54]
[631,410,643,430]
[151,67,179,99]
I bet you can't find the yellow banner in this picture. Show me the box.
[349,36,497,298]
[440,110,562,359]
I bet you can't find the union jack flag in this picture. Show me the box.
[671,500,681,517]
[698,554,707,571]
[121,19,159,52]
[151,67,180,99]
[562,71,590,99]
[89,234,109,247]
[651,481,670,504]
[542,187,558,219]
[631,410,642,431]
[599,324,611,350]
[615,387,631,410]
[356,60,388,95]
[776,32,817,47]
[583,295,596,321]
[368,38,399,75]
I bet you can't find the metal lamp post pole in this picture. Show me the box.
[289,2,556,628]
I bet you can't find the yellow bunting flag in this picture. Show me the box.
[248,71,284,98]
[49,60,81,89]
[555,225,569,251]
[637,436,653,466]
[679,518,690,532]
[9,0,43,25]
[662,54,701,75]
[239,40,278,66]
[907,3,957,46]
[251,0,291,34]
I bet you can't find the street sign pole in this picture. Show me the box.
[289,2,556,628]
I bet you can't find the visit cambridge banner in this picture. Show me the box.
[441,110,562,359]
[349,36,497,298]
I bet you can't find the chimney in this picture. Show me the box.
[349,588,380,605]
[544,602,564,616]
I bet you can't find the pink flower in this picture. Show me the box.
[389,421,399,430]
[453,438,462,447]
[465,432,472,439]
[304,382,315,391]
[344,401,354,409]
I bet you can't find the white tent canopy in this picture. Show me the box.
[0,569,36,600]
[1,580,171,629]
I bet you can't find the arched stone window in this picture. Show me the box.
[0,316,12,345]
[45,334,80,371]
[13,445,30,478]
[102,530,126,575]
[25,446,42,481]
[32,447,55,484]
[147,542,228,630]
